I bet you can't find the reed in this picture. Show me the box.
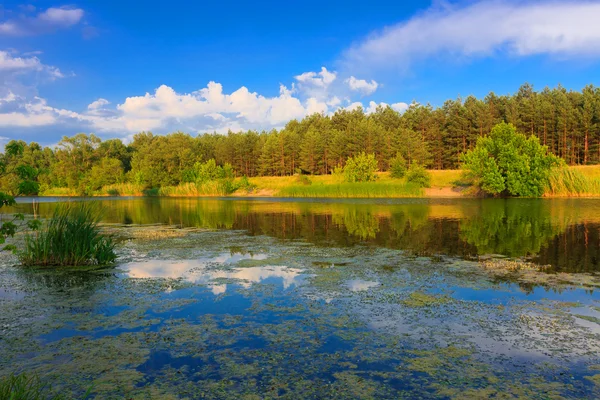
[19,202,117,267]
[545,168,600,197]
[0,373,65,400]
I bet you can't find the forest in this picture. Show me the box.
[2,83,600,195]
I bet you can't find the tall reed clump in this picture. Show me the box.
[545,168,600,197]
[19,202,117,267]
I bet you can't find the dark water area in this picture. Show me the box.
[2,197,600,398]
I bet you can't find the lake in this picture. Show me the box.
[2,197,600,398]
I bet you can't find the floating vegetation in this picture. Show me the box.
[481,258,549,273]
[4,199,600,398]
[402,291,452,307]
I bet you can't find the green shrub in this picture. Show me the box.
[237,176,257,193]
[389,154,407,178]
[343,153,378,183]
[19,202,117,267]
[406,165,431,188]
[295,175,312,185]
[461,122,562,197]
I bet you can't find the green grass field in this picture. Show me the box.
[38,166,600,198]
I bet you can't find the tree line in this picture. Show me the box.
[2,83,600,195]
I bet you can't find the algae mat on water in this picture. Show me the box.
[1,226,600,398]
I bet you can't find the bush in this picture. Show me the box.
[406,164,431,188]
[389,154,407,178]
[19,202,117,267]
[461,122,562,197]
[343,153,378,183]
[295,175,312,185]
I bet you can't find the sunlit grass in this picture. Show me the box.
[39,187,79,196]
[277,182,423,198]
[545,167,600,197]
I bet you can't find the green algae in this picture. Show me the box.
[402,291,452,307]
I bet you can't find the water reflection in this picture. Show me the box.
[120,253,304,294]
[11,197,600,272]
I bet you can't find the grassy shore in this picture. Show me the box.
[38,166,600,198]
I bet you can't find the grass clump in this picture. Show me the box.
[19,202,116,267]
[0,373,65,400]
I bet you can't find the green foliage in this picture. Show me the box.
[0,373,65,400]
[19,202,117,267]
[406,164,431,188]
[389,154,407,178]
[461,122,562,197]
[343,153,378,183]
[83,157,125,192]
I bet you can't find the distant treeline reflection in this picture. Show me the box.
[15,198,600,272]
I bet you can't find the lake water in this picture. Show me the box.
[2,197,600,398]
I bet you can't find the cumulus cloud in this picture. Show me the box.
[0,6,84,36]
[0,50,63,78]
[346,76,379,95]
[87,98,110,111]
[0,81,351,136]
[295,67,337,88]
[343,1,600,71]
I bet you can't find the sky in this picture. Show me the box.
[1,0,600,145]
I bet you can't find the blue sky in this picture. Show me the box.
[1,0,600,145]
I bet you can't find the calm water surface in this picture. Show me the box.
[2,197,600,398]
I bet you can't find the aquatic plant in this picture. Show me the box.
[19,202,117,267]
[0,373,65,400]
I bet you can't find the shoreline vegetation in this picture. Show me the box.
[35,165,600,199]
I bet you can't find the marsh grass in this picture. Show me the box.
[159,180,238,196]
[545,168,600,197]
[19,202,117,267]
[96,183,145,196]
[277,182,423,198]
[0,373,65,400]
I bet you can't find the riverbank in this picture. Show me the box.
[37,166,600,199]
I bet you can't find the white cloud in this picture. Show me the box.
[391,102,409,113]
[0,50,63,78]
[346,76,379,95]
[87,98,110,110]
[343,1,600,71]
[295,67,337,88]
[0,81,342,135]
[0,6,84,36]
